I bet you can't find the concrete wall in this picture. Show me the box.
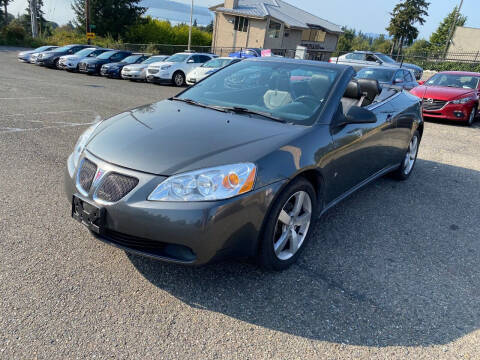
[448,26,480,55]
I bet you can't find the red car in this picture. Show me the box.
[410,71,479,126]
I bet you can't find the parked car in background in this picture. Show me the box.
[65,58,423,270]
[36,44,92,68]
[58,48,111,71]
[410,71,480,126]
[229,48,262,58]
[78,50,132,75]
[121,55,170,81]
[17,45,58,62]
[330,51,423,80]
[186,57,241,85]
[146,52,217,86]
[100,54,150,78]
[356,67,418,90]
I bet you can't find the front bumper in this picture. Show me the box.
[37,57,56,67]
[78,64,98,74]
[122,70,145,80]
[100,68,121,78]
[58,61,78,70]
[423,101,476,121]
[65,152,284,265]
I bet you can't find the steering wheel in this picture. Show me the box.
[294,95,319,108]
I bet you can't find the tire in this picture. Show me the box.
[258,178,318,271]
[54,58,60,69]
[173,71,185,87]
[467,106,477,127]
[392,130,420,180]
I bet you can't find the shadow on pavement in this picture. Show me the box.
[128,159,480,347]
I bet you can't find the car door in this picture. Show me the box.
[327,101,395,203]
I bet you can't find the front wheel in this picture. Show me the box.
[258,178,317,270]
[392,130,420,180]
[467,106,477,126]
[173,71,185,87]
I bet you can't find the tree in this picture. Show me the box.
[193,18,197,27]
[20,0,48,36]
[429,6,466,53]
[71,0,146,39]
[1,0,12,26]
[387,0,429,57]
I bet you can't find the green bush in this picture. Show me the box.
[0,22,28,45]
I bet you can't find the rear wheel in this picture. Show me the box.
[173,71,185,87]
[392,130,420,180]
[467,106,477,126]
[258,178,317,270]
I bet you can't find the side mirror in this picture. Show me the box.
[376,60,382,64]
[187,59,194,63]
[344,106,377,125]
[417,80,425,85]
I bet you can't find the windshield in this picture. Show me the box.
[74,48,95,57]
[425,74,480,89]
[35,45,54,52]
[357,68,395,82]
[122,55,143,63]
[97,51,117,59]
[177,61,339,125]
[142,56,165,64]
[375,54,396,64]
[52,45,74,53]
[202,58,233,68]
[166,54,189,63]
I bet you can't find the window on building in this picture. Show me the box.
[268,20,282,38]
[301,29,326,42]
[234,16,249,32]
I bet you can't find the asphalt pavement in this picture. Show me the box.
[1,46,480,359]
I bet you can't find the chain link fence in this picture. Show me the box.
[119,43,480,72]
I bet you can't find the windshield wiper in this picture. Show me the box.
[170,97,228,113]
[220,106,287,123]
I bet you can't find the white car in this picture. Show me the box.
[121,55,169,81]
[146,52,217,86]
[57,47,111,71]
[186,57,241,85]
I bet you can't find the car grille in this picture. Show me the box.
[423,99,447,111]
[79,63,86,71]
[96,173,138,203]
[148,68,159,74]
[78,158,97,192]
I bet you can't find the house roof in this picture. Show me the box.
[211,0,343,34]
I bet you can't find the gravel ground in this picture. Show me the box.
[1,46,480,359]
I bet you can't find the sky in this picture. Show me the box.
[7,0,480,40]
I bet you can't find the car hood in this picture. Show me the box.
[189,67,217,77]
[86,100,303,175]
[82,58,109,64]
[400,62,422,71]
[62,55,79,60]
[19,50,35,56]
[123,64,148,70]
[410,85,475,101]
[103,61,128,67]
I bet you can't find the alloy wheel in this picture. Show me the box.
[174,73,184,86]
[273,191,312,261]
[403,135,419,175]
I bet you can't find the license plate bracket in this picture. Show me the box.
[72,196,105,234]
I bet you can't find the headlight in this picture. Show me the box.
[148,163,257,202]
[72,122,102,169]
[161,65,171,70]
[451,96,475,104]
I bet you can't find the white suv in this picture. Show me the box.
[146,52,216,86]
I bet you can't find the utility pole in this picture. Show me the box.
[188,0,193,51]
[444,0,463,58]
[30,0,38,38]
[86,0,91,45]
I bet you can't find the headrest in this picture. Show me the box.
[357,78,382,101]
[309,74,331,99]
[344,80,362,99]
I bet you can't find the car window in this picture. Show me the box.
[425,74,480,89]
[168,54,190,63]
[345,53,365,61]
[110,53,127,61]
[365,54,377,62]
[357,68,395,83]
[404,70,414,82]
[199,55,212,63]
[177,61,340,125]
